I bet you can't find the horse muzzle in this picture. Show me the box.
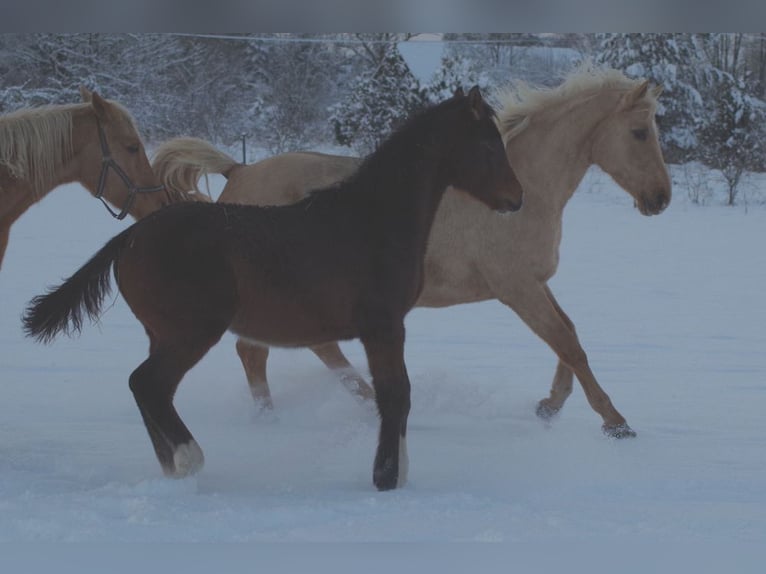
[637,188,670,216]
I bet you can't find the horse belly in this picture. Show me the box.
[229,283,357,348]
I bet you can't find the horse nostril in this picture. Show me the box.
[658,190,670,210]
[497,197,522,214]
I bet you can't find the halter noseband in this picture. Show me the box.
[93,118,165,220]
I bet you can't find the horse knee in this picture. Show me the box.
[559,346,588,372]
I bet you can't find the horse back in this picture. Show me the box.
[222,152,361,207]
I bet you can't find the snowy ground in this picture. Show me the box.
[1,167,765,565]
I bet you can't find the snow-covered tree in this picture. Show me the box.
[424,52,493,103]
[697,71,766,204]
[0,33,133,111]
[329,43,427,154]
[440,34,578,90]
[252,37,341,154]
[596,33,705,162]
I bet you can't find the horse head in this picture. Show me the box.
[78,87,165,220]
[448,86,523,214]
[590,80,671,216]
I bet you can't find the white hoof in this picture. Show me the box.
[171,440,205,477]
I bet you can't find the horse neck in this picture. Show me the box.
[506,90,620,218]
[0,105,81,208]
[65,106,105,195]
[353,125,454,245]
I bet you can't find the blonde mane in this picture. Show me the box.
[494,64,651,143]
[0,103,85,196]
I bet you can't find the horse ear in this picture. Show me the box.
[634,80,650,101]
[632,80,650,104]
[90,91,110,122]
[651,83,664,98]
[621,80,650,109]
[453,86,465,98]
[467,85,485,119]
[79,85,93,103]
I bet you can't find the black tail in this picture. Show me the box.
[22,227,133,344]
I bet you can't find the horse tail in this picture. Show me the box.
[22,227,132,344]
[152,137,239,196]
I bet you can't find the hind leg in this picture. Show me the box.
[310,342,375,401]
[129,334,223,477]
[235,338,274,410]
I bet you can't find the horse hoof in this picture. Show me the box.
[373,457,399,491]
[168,440,205,477]
[536,400,560,421]
[602,423,637,439]
[340,373,376,402]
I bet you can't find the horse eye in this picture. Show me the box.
[631,128,648,141]
[126,143,140,154]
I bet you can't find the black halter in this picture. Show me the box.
[93,118,165,220]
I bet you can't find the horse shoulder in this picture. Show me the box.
[417,188,495,306]
[479,208,561,299]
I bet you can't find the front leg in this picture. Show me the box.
[360,321,411,491]
[500,281,634,438]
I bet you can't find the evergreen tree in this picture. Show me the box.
[329,43,427,154]
[424,51,492,103]
[698,70,766,204]
[254,36,341,154]
[596,33,705,162]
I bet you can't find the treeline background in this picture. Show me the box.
[1,33,764,182]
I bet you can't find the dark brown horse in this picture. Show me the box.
[23,87,523,491]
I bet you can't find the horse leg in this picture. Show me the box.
[235,338,274,410]
[310,342,375,401]
[129,335,221,477]
[361,321,411,491]
[536,285,575,420]
[499,282,634,438]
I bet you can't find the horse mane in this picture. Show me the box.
[494,63,653,143]
[301,95,479,208]
[350,95,483,187]
[0,103,86,196]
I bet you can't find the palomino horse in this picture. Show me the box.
[153,65,671,438]
[23,87,523,490]
[0,87,172,271]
